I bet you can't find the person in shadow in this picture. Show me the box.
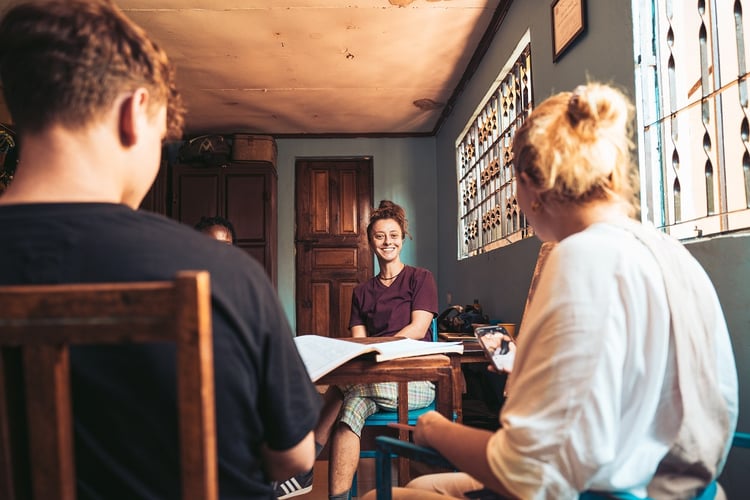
[364,83,738,500]
[0,1,321,497]
[195,215,236,245]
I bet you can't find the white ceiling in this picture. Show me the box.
[0,0,505,137]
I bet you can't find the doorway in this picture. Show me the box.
[295,158,373,338]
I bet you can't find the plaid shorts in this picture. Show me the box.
[338,381,435,436]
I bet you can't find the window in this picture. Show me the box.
[456,31,533,259]
[634,0,750,239]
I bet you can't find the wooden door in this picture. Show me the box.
[295,158,373,338]
[224,166,277,286]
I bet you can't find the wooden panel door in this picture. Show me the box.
[295,158,373,338]
[224,167,277,286]
[171,167,221,223]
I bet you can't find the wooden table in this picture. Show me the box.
[456,339,487,364]
[316,339,458,485]
[438,333,489,364]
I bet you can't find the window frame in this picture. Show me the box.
[632,0,750,239]
[455,30,534,259]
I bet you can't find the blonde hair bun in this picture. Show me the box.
[512,82,637,212]
[568,83,632,144]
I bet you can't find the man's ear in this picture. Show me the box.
[118,88,149,147]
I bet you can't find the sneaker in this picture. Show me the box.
[274,468,314,498]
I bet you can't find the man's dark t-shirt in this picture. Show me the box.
[0,203,322,499]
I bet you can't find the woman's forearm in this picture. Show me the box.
[394,310,434,339]
[416,412,515,497]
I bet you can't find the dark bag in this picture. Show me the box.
[437,304,489,334]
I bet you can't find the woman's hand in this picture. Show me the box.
[488,335,516,373]
[411,410,510,497]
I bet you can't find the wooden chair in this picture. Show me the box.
[519,241,556,332]
[0,270,217,500]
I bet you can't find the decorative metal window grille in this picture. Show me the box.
[456,34,533,259]
[634,0,750,239]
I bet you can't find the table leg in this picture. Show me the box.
[397,382,409,486]
[449,355,463,423]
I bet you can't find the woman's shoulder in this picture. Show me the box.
[403,265,435,280]
[353,274,379,292]
[403,264,433,275]
[559,223,639,254]
[554,223,661,277]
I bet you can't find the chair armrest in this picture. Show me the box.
[375,436,454,500]
[372,432,750,500]
[734,431,750,448]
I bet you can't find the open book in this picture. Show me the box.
[294,335,464,382]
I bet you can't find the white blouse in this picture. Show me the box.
[486,223,738,499]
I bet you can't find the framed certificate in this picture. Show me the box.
[551,0,586,62]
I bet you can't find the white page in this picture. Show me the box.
[293,335,374,381]
[371,338,463,361]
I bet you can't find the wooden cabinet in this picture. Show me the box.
[139,157,169,215]
[170,162,277,286]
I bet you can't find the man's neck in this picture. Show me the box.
[0,126,128,206]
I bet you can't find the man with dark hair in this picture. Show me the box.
[0,1,321,498]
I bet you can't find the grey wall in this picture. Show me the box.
[275,137,437,329]
[435,0,635,324]
[686,235,750,494]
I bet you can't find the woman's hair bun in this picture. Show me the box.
[512,82,637,212]
[567,83,630,139]
[368,200,410,238]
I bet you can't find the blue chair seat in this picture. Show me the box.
[359,402,435,458]
[733,431,750,448]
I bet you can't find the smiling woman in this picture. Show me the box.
[275,199,439,500]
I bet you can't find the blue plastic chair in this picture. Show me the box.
[351,318,439,496]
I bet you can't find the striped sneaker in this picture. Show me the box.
[274,468,314,498]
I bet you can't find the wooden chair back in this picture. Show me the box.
[0,271,217,500]
[519,241,556,335]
